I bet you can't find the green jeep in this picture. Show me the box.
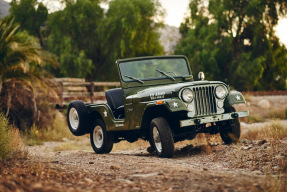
[67,55,248,158]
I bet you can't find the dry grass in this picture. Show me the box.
[54,141,84,151]
[262,175,287,192]
[246,114,266,123]
[264,108,286,120]
[0,113,23,160]
[53,139,91,151]
[24,111,76,146]
[242,121,287,140]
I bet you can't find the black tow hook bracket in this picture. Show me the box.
[231,113,239,118]
[194,119,201,124]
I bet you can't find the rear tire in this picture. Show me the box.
[150,117,174,158]
[90,119,114,154]
[219,107,241,144]
[67,101,89,136]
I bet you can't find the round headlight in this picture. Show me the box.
[215,85,227,99]
[182,89,193,103]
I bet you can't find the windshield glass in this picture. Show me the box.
[119,58,190,82]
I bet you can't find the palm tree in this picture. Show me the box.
[0,17,58,128]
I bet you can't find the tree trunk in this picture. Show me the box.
[6,92,11,116]
[32,92,38,123]
[6,79,15,116]
[0,79,2,95]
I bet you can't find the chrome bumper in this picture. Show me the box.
[180,110,249,128]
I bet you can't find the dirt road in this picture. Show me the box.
[1,135,281,192]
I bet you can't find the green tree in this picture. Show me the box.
[10,0,48,47]
[99,0,164,80]
[175,0,287,91]
[46,0,103,79]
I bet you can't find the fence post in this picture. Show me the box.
[90,81,94,104]
[59,82,64,107]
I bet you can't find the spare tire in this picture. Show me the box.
[67,100,89,136]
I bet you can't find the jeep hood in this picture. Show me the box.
[126,80,225,102]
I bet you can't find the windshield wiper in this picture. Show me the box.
[156,69,175,81]
[124,75,144,84]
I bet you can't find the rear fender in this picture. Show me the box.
[86,104,124,131]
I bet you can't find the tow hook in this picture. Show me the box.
[231,113,239,118]
[194,119,201,124]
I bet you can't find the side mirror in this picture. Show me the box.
[198,72,205,80]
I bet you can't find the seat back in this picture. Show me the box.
[105,88,124,111]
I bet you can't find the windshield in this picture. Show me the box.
[119,58,190,82]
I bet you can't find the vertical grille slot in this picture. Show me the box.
[193,86,217,116]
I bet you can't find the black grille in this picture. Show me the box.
[192,86,217,116]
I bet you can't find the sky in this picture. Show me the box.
[160,0,287,47]
[4,0,287,46]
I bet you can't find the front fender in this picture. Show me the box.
[224,91,246,108]
[143,98,187,113]
[165,99,187,112]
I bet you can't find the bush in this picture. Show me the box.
[0,113,20,159]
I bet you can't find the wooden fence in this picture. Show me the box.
[54,78,287,108]
[55,78,120,107]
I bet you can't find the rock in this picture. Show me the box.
[130,172,159,178]
[280,137,287,144]
[62,138,69,142]
[275,155,284,160]
[251,170,262,175]
[239,138,248,144]
[116,179,133,184]
[242,145,252,150]
[110,165,120,170]
[266,146,272,151]
[257,99,270,109]
[240,122,247,126]
[89,162,94,164]
[84,178,93,184]
[51,161,59,164]
[32,183,42,189]
[203,168,208,171]
[256,139,267,145]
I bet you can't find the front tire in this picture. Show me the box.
[150,117,174,158]
[219,107,241,144]
[90,119,114,154]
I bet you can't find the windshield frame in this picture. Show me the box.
[117,55,192,83]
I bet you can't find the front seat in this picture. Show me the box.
[105,88,125,119]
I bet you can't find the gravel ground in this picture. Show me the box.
[1,95,286,192]
[1,135,286,192]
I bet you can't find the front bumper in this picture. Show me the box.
[180,110,249,128]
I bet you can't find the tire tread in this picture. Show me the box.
[90,119,114,154]
[150,117,174,158]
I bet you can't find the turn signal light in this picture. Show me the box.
[156,101,164,105]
